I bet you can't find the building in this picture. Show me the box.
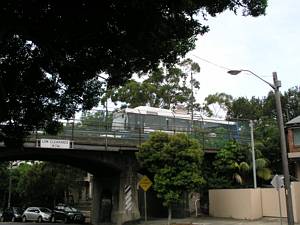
[286,116,300,178]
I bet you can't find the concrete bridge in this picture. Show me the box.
[0,141,140,225]
[0,113,250,225]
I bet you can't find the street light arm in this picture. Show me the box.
[228,69,276,90]
[242,70,276,90]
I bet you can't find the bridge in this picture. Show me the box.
[0,109,251,225]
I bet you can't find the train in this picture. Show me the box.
[111,106,241,140]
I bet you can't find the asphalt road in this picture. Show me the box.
[0,217,290,225]
[0,223,86,225]
[137,217,289,225]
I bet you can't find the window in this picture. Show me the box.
[294,129,300,146]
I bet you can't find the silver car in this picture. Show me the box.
[22,207,52,222]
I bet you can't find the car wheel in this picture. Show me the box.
[0,216,4,222]
[11,217,15,222]
[51,216,56,223]
[22,216,27,222]
[37,216,43,223]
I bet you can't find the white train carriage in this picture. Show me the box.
[112,106,239,139]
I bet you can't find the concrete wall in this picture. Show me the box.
[261,188,286,217]
[292,182,300,223]
[209,182,300,223]
[209,188,262,220]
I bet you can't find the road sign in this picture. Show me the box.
[40,139,71,149]
[139,175,152,192]
[271,174,285,225]
[271,174,284,190]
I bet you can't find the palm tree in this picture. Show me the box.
[233,158,272,185]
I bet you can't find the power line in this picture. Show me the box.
[192,54,272,78]
[192,54,231,71]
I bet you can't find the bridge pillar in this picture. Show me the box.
[91,165,140,225]
[114,166,140,225]
[91,175,102,225]
[91,175,119,225]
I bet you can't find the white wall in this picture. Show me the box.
[209,182,300,223]
[209,188,262,220]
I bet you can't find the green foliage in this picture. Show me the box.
[0,0,267,142]
[205,88,300,177]
[8,162,86,207]
[203,93,233,117]
[227,96,264,120]
[211,141,271,188]
[282,86,300,121]
[0,162,9,208]
[45,121,64,135]
[109,61,200,110]
[137,132,205,208]
[77,111,113,132]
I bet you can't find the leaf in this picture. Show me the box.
[233,173,243,184]
[239,162,250,172]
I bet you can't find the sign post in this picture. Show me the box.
[271,174,285,225]
[139,176,152,224]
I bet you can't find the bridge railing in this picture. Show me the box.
[29,110,251,150]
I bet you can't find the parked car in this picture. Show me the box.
[22,207,53,222]
[52,204,85,223]
[0,207,23,222]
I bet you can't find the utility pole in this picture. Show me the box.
[191,71,194,127]
[273,72,294,225]
[227,69,294,225]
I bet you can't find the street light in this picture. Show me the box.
[228,69,294,225]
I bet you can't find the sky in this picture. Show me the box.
[187,0,300,103]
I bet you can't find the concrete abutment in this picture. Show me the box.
[91,165,140,225]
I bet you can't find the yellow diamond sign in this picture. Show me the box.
[139,175,152,192]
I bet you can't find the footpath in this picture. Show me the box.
[136,217,289,225]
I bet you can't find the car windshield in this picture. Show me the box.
[40,208,51,213]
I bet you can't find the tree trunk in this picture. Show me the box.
[167,205,172,225]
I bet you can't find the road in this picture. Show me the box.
[0,223,86,225]
[137,217,289,225]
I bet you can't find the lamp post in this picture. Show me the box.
[228,69,294,225]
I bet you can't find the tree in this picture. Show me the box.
[226,96,264,120]
[0,0,268,143]
[223,94,284,175]
[109,61,200,109]
[0,162,9,208]
[179,58,201,115]
[136,132,205,225]
[211,141,271,188]
[282,86,300,121]
[203,92,233,118]
[76,111,113,133]
[254,118,282,174]
[9,162,86,207]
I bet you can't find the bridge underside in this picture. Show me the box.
[0,145,141,225]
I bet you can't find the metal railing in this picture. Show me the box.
[25,110,251,150]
